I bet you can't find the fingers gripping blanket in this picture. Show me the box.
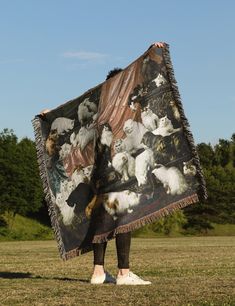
[32,44,207,260]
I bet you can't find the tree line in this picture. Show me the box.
[0,128,234,233]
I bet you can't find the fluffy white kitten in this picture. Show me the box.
[141,105,159,131]
[135,147,155,186]
[153,73,167,87]
[77,123,96,151]
[103,190,141,220]
[152,165,188,195]
[123,119,147,153]
[51,117,75,135]
[152,116,181,137]
[112,152,135,181]
[101,124,113,147]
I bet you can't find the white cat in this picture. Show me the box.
[103,190,141,220]
[135,147,155,186]
[112,152,135,182]
[55,192,75,225]
[152,165,188,195]
[77,123,96,151]
[78,98,97,125]
[51,117,75,135]
[153,73,167,87]
[101,124,113,147]
[152,116,181,137]
[141,105,159,131]
[71,165,93,187]
[123,119,147,153]
[59,143,71,159]
[113,139,126,153]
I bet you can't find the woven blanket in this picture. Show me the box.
[32,44,207,260]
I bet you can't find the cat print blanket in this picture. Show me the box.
[32,44,207,260]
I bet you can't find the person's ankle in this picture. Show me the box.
[92,264,105,277]
[118,268,129,277]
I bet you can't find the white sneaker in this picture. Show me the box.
[90,272,116,284]
[116,271,151,285]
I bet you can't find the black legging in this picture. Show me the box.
[93,232,131,269]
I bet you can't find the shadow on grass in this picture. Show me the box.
[0,271,89,283]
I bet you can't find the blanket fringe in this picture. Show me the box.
[92,193,199,243]
[63,193,200,258]
[32,117,67,260]
[162,44,208,201]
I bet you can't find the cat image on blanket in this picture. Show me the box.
[45,130,58,156]
[101,123,113,147]
[78,98,97,125]
[123,119,147,153]
[55,192,75,225]
[103,190,141,220]
[135,146,155,186]
[141,105,159,131]
[152,165,188,195]
[77,123,96,151]
[152,116,181,137]
[132,131,156,186]
[71,165,93,187]
[183,159,197,176]
[113,139,125,153]
[152,73,167,87]
[50,117,75,135]
[112,152,135,182]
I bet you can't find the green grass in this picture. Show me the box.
[0,213,235,243]
[133,222,235,238]
[0,214,53,241]
[0,237,234,305]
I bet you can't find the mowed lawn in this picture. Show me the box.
[0,237,234,306]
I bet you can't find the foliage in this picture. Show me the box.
[0,129,43,228]
[0,128,234,237]
[183,133,235,232]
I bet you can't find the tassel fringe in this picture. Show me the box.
[32,117,67,260]
[162,44,208,201]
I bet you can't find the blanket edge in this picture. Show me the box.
[162,44,208,201]
[32,116,67,260]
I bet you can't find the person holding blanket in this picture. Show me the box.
[41,42,165,285]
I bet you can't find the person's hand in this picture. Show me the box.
[40,109,50,116]
[151,42,165,48]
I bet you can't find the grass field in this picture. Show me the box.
[0,237,234,306]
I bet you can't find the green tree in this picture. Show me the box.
[0,129,43,227]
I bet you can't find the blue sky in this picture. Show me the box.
[0,0,234,144]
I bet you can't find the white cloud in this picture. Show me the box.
[62,51,108,60]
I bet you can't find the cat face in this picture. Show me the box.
[114,139,124,153]
[83,165,93,178]
[159,116,170,128]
